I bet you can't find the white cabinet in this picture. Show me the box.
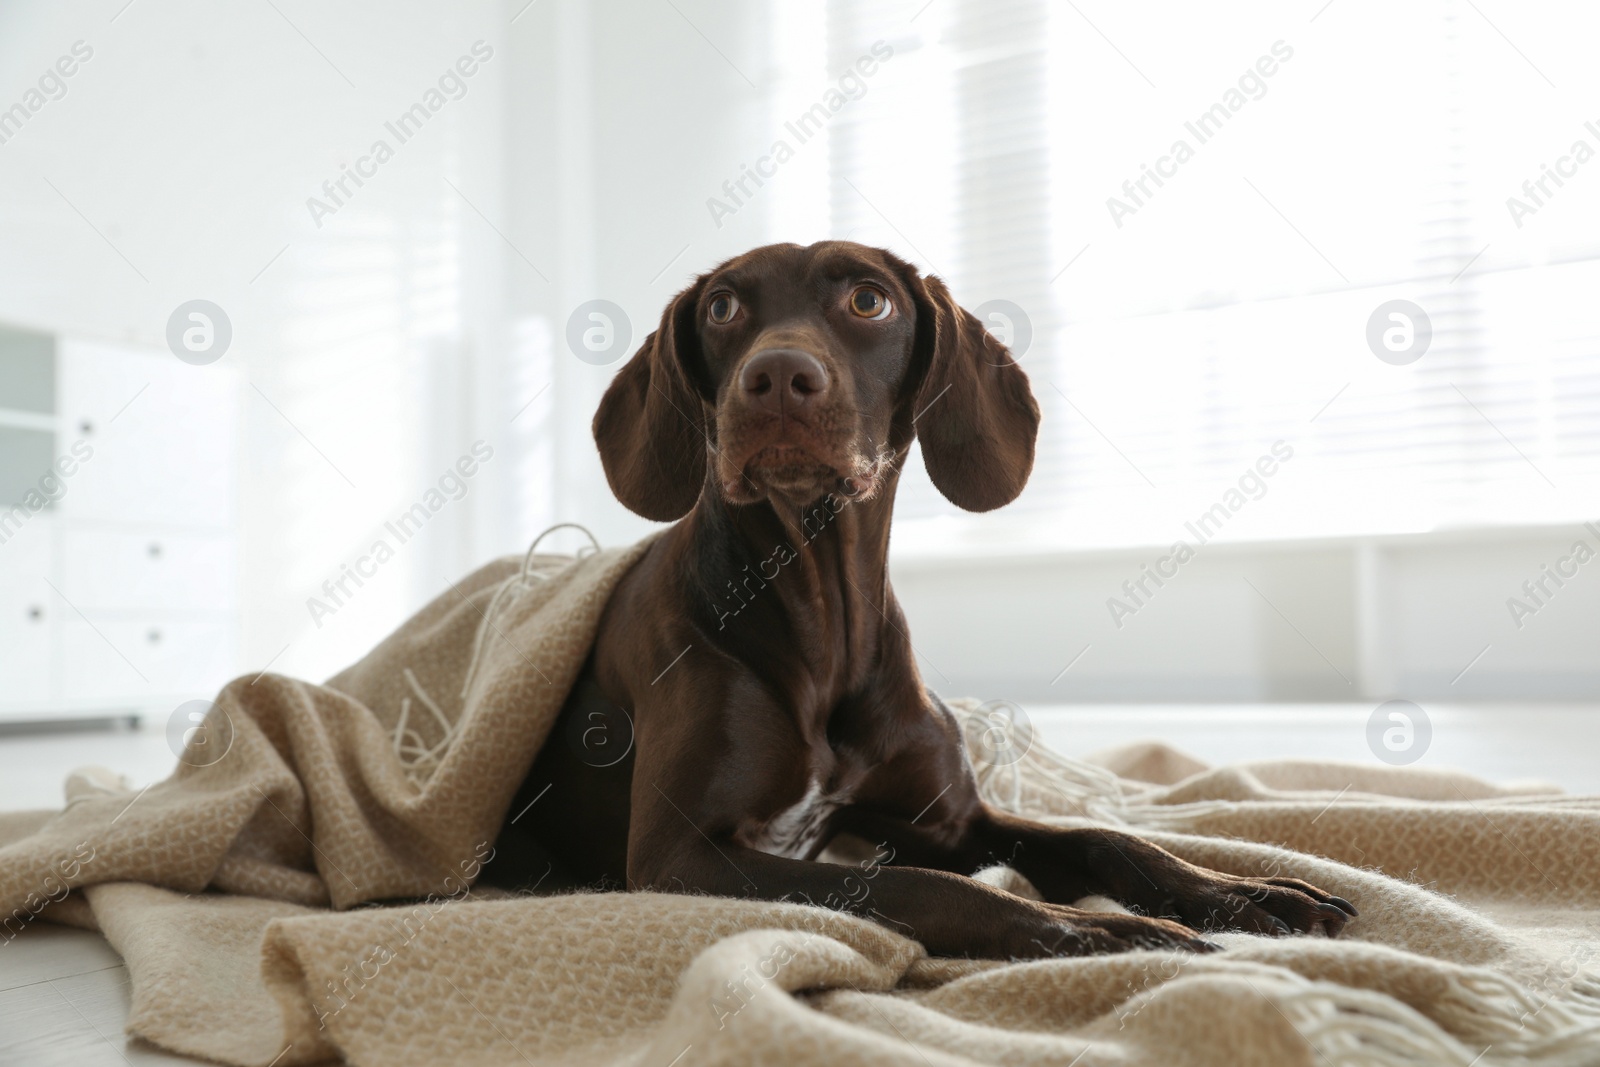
[0,328,240,723]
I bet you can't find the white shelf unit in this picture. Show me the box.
[0,329,240,725]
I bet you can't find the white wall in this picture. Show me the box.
[892,525,1600,703]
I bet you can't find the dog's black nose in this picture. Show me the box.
[739,349,829,413]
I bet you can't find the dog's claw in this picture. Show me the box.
[1326,896,1359,917]
[1268,916,1292,936]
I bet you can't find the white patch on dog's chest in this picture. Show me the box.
[748,780,847,860]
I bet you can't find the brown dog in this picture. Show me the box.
[488,240,1356,957]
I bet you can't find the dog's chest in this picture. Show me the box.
[747,779,850,860]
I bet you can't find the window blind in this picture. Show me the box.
[788,0,1600,554]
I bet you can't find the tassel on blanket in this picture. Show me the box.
[390,668,457,785]
[1284,981,1488,1066]
[1107,967,1600,1067]
[458,522,601,703]
[945,697,1131,825]
[383,523,603,787]
[1285,973,1600,1067]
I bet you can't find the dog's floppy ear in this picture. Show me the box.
[592,278,709,521]
[899,268,1041,512]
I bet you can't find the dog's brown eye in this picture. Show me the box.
[848,286,891,320]
[708,293,740,324]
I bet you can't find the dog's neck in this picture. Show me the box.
[683,466,908,698]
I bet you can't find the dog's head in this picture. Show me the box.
[593,241,1040,520]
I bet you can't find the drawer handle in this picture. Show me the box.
[27,605,43,622]
[79,419,94,436]
[148,542,162,558]
[147,628,162,644]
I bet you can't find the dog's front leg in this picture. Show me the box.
[625,807,1215,959]
[974,808,1358,938]
[624,713,1216,958]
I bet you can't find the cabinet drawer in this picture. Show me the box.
[59,528,236,612]
[0,521,54,708]
[57,339,238,528]
[58,617,237,705]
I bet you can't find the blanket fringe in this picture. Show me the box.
[458,523,601,703]
[1184,979,1600,1067]
[384,523,603,787]
[1235,976,1600,1066]
[946,698,1130,824]
[1288,983,1486,1066]
[391,668,458,784]
[1411,968,1600,1065]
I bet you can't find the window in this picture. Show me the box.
[773,0,1600,555]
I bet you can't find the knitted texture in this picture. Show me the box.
[2,538,1599,1066]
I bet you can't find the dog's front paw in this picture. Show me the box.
[1156,875,1357,938]
[1008,904,1221,959]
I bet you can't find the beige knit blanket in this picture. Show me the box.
[3,538,1600,1067]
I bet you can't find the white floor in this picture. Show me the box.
[1033,703,1600,794]
[1,703,1597,1065]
